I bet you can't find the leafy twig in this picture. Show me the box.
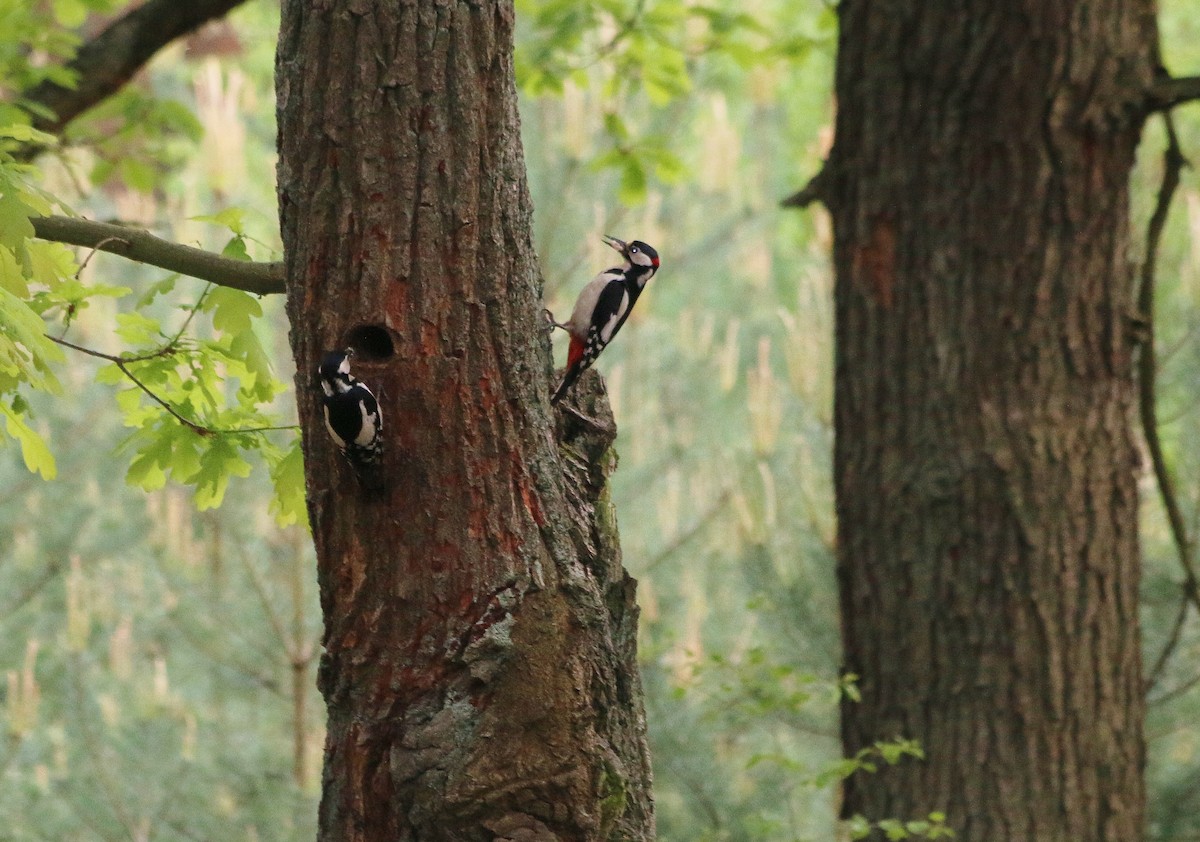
[168,283,213,347]
[47,335,298,436]
[50,335,210,434]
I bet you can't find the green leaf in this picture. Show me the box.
[114,383,143,414]
[118,158,157,193]
[126,448,167,491]
[205,286,262,335]
[228,330,274,396]
[0,244,28,296]
[136,273,180,307]
[192,437,252,510]
[0,191,35,250]
[269,438,307,527]
[221,235,250,261]
[52,276,132,304]
[52,0,89,27]
[114,311,163,346]
[192,207,246,236]
[25,240,77,289]
[845,816,872,840]
[0,124,58,146]
[95,362,128,386]
[877,819,908,840]
[618,158,648,205]
[0,286,64,391]
[0,402,55,479]
[169,432,203,482]
[603,112,630,142]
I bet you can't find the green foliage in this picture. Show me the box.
[0,0,1198,840]
[0,148,66,478]
[0,60,295,512]
[67,88,204,190]
[846,813,955,841]
[516,0,833,204]
[0,173,297,511]
[0,7,312,838]
[93,293,293,511]
[269,438,308,527]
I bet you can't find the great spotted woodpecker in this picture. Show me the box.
[549,235,660,404]
[318,349,383,483]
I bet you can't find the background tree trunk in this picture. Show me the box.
[828,2,1153,838]
[275,2,652,839]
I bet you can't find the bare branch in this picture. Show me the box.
[1146,589,1190,692]
[20,0,252,142]
[1149,663,1200,707]
[1148,75,1200,112]
[32,215,285,295]
[1135,113,1200,689]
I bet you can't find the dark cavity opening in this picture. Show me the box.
[345,324,395,362]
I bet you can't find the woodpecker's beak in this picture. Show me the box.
[602,234,627,255]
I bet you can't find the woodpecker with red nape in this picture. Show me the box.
[549,235,660,404]
[318,349,383,486]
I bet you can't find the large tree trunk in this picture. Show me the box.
[828,2,1153,838]
[275,2,652,839]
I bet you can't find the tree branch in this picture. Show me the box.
[1135,114,1200,687]
[780,162,831,210]
[32,215,285,295]
[1148,75,1200,112]
[1147,590,1190,692]
[21,0,252,140]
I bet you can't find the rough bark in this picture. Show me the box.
[275,2,652,840]
[827,2,1152,839]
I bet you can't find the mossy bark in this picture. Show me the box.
[275,1,652,838]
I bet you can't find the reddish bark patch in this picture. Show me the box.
[419,321,441,357]
[384,279,409,330]
[477,373,499,413]
[512,452,544,527]
[854,216,897,309]
[427,540,463,573]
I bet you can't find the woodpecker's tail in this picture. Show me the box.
[551,363,581,405]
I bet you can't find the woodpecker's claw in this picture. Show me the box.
[543,308,567,333]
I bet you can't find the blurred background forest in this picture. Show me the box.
[1,0,1199,839]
